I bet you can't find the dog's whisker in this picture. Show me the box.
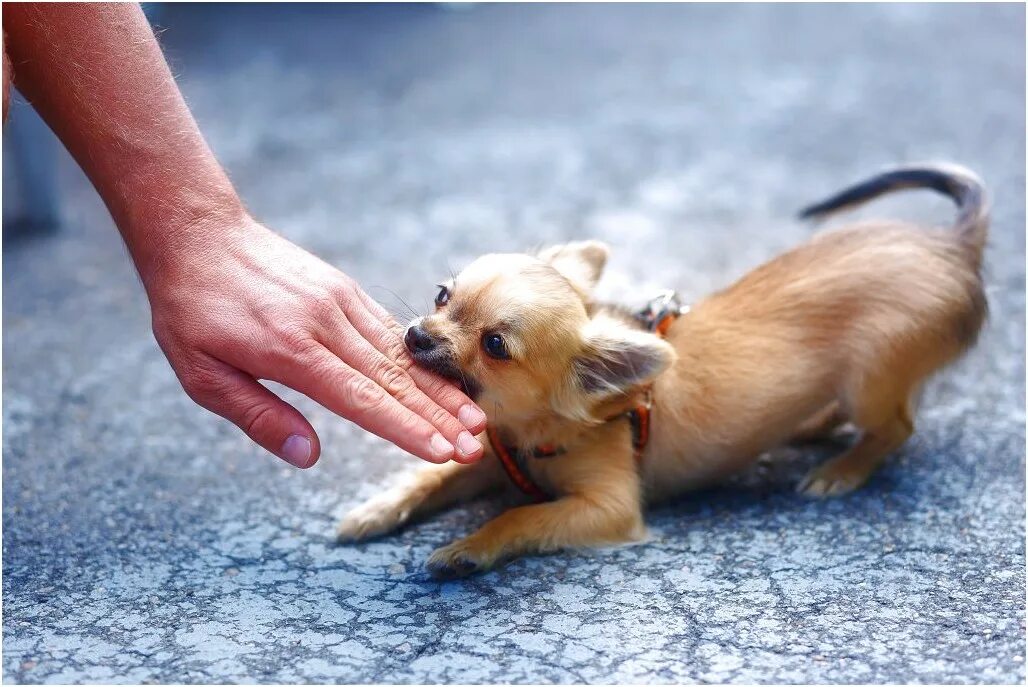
[366,285,422,320]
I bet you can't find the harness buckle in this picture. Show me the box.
[636,290,690,335]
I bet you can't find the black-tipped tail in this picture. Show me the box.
[799,163,989,265]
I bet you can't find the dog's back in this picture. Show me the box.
[646,164,989,498]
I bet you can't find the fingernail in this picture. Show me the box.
[429,432,454,460]
[458,404,487,428]
[456,430,482,458]
[280,434,312,468]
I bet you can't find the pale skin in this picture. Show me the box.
[1,3,487,467]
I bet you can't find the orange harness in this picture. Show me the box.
[486,291,687,502]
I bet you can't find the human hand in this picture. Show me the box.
[143,212,486,468]
[2,4,485,467]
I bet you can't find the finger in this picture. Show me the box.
[350,289,487,434]
[279,344,469,465]
[318,315,484,463]
[183,356,320,469]
[353,288,404,333]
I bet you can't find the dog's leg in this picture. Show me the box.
[799,379,916,497]
[790,401,849,443]
[336,457,503,542]
[425,466,644,577]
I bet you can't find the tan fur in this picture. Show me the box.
[337,172,988,578]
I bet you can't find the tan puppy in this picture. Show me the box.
[337,163,988,578]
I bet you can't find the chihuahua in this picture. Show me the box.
[337,163,988,578]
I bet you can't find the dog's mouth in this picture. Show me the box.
[410,350,481,399]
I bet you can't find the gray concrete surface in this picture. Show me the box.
[3,3,1025,683]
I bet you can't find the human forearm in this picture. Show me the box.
[2,2,241,281]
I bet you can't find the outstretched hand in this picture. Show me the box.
[1,4,485,466]
[145,214,486,467]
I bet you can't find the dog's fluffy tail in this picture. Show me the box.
[798,163,989,269]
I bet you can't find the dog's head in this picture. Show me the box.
[404,241,675,423]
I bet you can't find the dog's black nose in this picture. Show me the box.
[405,324,437,353]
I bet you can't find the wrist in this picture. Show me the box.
[122,184,251,292]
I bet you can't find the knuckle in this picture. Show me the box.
[386,338,413,368]
[277,324,321,359]
[421,372,458,398]
[240,403,277,440]
[344,375,384,411]
[396,412,428,439]
[306,291,339,321]
[378,363,413,398]
[428,405,453,429]
[179,364,225,405]
[333,279,358,302]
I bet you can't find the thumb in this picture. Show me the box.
[182,357,321,468]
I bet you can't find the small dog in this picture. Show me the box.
[337,163,988,578]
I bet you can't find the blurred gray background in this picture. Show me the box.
[3,3,1025,684]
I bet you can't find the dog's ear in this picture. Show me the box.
[538,240,609,295]
[572,315,675,398]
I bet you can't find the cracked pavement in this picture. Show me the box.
[2,3,1025,683]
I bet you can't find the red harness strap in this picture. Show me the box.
[486,425,550,502]
[487,400,652,503]
[628,401,651,462]
[486,404,651,503]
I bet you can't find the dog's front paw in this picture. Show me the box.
[797,459,872,498]
[425,539,495,579]
[336,496,412,543]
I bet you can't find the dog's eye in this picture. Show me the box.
[481,333,510,360]
[434,285,450,308]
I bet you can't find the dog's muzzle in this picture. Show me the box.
[404,322,481,398]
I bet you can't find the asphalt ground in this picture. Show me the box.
[2,3,1025,683]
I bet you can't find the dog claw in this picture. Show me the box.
[798,471,864,497]
[426,555,479,579]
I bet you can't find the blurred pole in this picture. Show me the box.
[2,90,62,233]
[1,3,163,236]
